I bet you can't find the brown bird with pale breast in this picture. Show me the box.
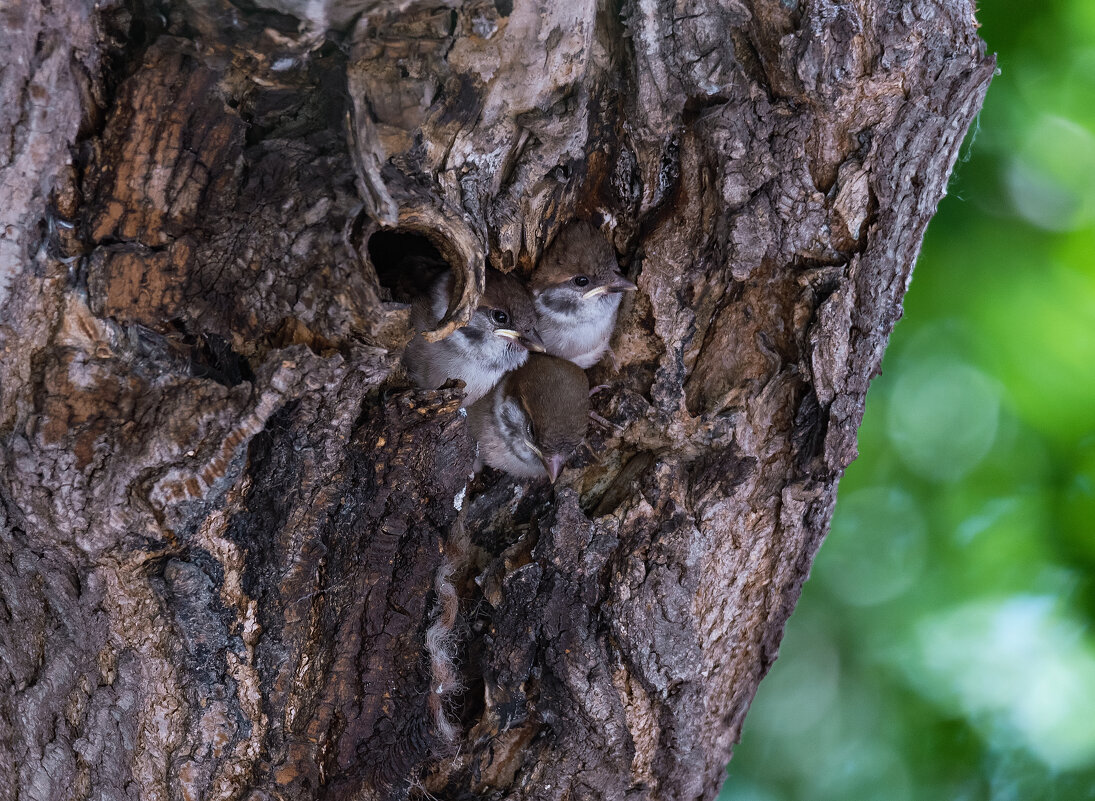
[404,270,545,406]
[468,353,590,482]
[530,221,637,369]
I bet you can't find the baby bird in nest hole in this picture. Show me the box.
[530,221,636,369]
[403,270,545,406]
[468,352,590,482]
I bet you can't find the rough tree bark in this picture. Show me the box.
[0,1,992,799]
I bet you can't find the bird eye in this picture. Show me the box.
[491,309,510,325]
[572,275,590,288]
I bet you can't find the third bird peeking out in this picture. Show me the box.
[402,221,636,481]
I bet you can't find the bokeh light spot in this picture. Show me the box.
[1005,115,1095,231]
[886,360,1001,482]
[914,596,1095,771]
[821,487,927,607]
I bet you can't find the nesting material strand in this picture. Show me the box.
[424,517,470,744]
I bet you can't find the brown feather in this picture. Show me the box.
[509,353,590,453]
[530,221,618,291]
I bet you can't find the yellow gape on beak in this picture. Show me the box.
[496,329,546,352]
[582,285,610,299]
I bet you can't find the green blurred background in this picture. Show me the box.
[722,2,1095,799]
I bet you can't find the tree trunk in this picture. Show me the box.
[0,1,991,799]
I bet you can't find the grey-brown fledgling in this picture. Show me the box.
[530,221,637,369]
[468,353,590,481]
[404,270,545,406]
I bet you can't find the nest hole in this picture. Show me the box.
[368,229,452,304]
[169,321,255,387]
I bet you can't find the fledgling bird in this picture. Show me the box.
[468,353,590,482]
[530,221,637,369]
[404,270,545,406]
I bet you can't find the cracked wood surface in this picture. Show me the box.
[0,1,992,799]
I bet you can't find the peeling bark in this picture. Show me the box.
[0,1,992,800]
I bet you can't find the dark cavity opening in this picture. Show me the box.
[169,321,255,387]
[368,229,451,304]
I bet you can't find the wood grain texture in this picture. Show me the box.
[0,1,993,799]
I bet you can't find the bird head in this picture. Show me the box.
[474,269,546,352]
[530,221,636,308]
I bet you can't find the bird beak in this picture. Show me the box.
[521,328,547,353]
[608,274,637,293]
[582,275,637,299]
[542,453,567,483]
[496,328,545,352]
